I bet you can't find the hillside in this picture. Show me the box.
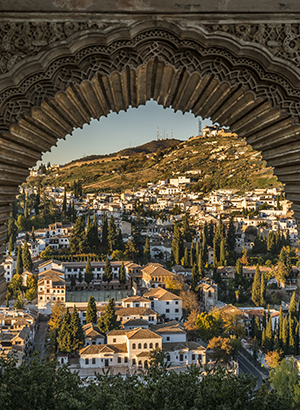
[65,138,181,167]
[31,134,282,194]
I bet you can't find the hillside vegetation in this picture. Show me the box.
[31,133,282,194]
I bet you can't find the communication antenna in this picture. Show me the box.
[171,129,173,139]
[160,132,163,139]
[198,118,202,136]
[157,127,159,141]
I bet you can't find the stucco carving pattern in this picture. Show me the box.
[203,23,300,67]
[1,27,300,129]
[1,21,300,74]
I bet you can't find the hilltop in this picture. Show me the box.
[65,138,181,168]
[30,133,282,194]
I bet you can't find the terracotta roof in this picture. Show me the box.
[122,319,149,326]
[116,307,157,317]
[80,343,127,355]
[142,263,174,278]
[143,287,180,301]
[83,323,105,338]
[122,296,150,303]
[126,328,162,340]
[150,322,186,334]
[162,341,206,352]
[136,351,151,358]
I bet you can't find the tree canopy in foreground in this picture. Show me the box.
[0,353,295,410]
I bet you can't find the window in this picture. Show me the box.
[166,354,170,361]
[124,357,128,363]
[175,301,178,305]
[132,343,136,349]
[85,358,89,365]
[149,343,153,349]
[166,337,170,341]
[166,309,170,313]
[92,358,96,364]
[166,302,169,305]
[132,359,136,365]
[144,343,147,349]
[138,343,142,349]
[113,338,116,343]
[127,304,130,308]
[118,357,122,363]
[175,309,179,313]
[155,343,159,348]
[192,354,195,361]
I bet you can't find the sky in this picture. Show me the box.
[38,100,213,166]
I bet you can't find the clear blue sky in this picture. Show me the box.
[38,100,213,166]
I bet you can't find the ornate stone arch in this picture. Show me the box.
[1,18,300,300]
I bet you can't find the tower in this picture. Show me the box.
[198,118,202,136]
[157,127,159,140]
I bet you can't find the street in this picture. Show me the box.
[32,321,48,360]
[238,353,267,389]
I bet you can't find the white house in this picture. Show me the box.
[143,287,182,321]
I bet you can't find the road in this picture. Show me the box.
[32,321,48,359]
[238,353,266,389]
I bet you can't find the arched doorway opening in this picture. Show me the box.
[1,21,300,301]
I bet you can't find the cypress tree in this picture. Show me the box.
[143,237,150,264]
[267,230,276,254]
[119,261,126,285]
[235,259,243,286]
[265,319,273,351]
[260,273,266,307]
[282,315,289,354]
[84,257,93,285]
[183,248,189,268]
[191,263,199,291]
[69,216,87,254]
[22,241,33,272]
[16,245,23,276]
[288,312,295,355]
[220,238,226,266]
[103,257,112,283]
[208,220,214,247]
[254,317,261,341]
[171,224,183,265]
[62,189,67,216]
[182,213,192,242]
[57,308,72,353]
[102,213,108,249]
[213,239,218,268]
[195,239,200,259]
[250,314,256,338]
[261,327,266,349]
[70,306,84,352]
[116,227,124,251]
[86,296,97,324]
[279,306,284,343]
[107,216,117,253]
[198,253,204,279]
[190,241,194,267]
[202,230,208,264]
[251,264,261,307]
[226,217,236,251]
[78,270,83,283]
[98,298,120,334]
[8,235,14,255]
[289,292,297,319]
[262,310,267,330]
[93,213,99,250]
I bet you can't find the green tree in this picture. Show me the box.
[98,298,120,334]
[195,312,221,342]
[289,292,297,319]
[103,257,112,283]
[171,223,184,265]
[143,236,150,264]
[84,257,93,285]
[183,247,189,268]
[119,261,126,285]
[16,245,23,276]
[101,212,108,249]
[48,300,66,331]
[22,241,33,272]
[8,235,14,255]
[235,259,243,285]
[220,238,226,266]
[182,213,192,242]
[69,216,87,254]
[57,308,72,353]
[265,319,273,351]
[86,296,97,324]
[25,288,36,301]
[14,293,25,309]
[227,217,236,251]
[62,188,67,216]
[107,215,117,253]
[260,272,266,307]
[70,306,84,352]
[270,358,300,409]
[251,264,261,307]
[116,227,124,251]
[124,237,138,261]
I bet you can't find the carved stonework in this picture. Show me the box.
[1,26,300,130]
[201,23,300,67]
[1,20,300,76]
